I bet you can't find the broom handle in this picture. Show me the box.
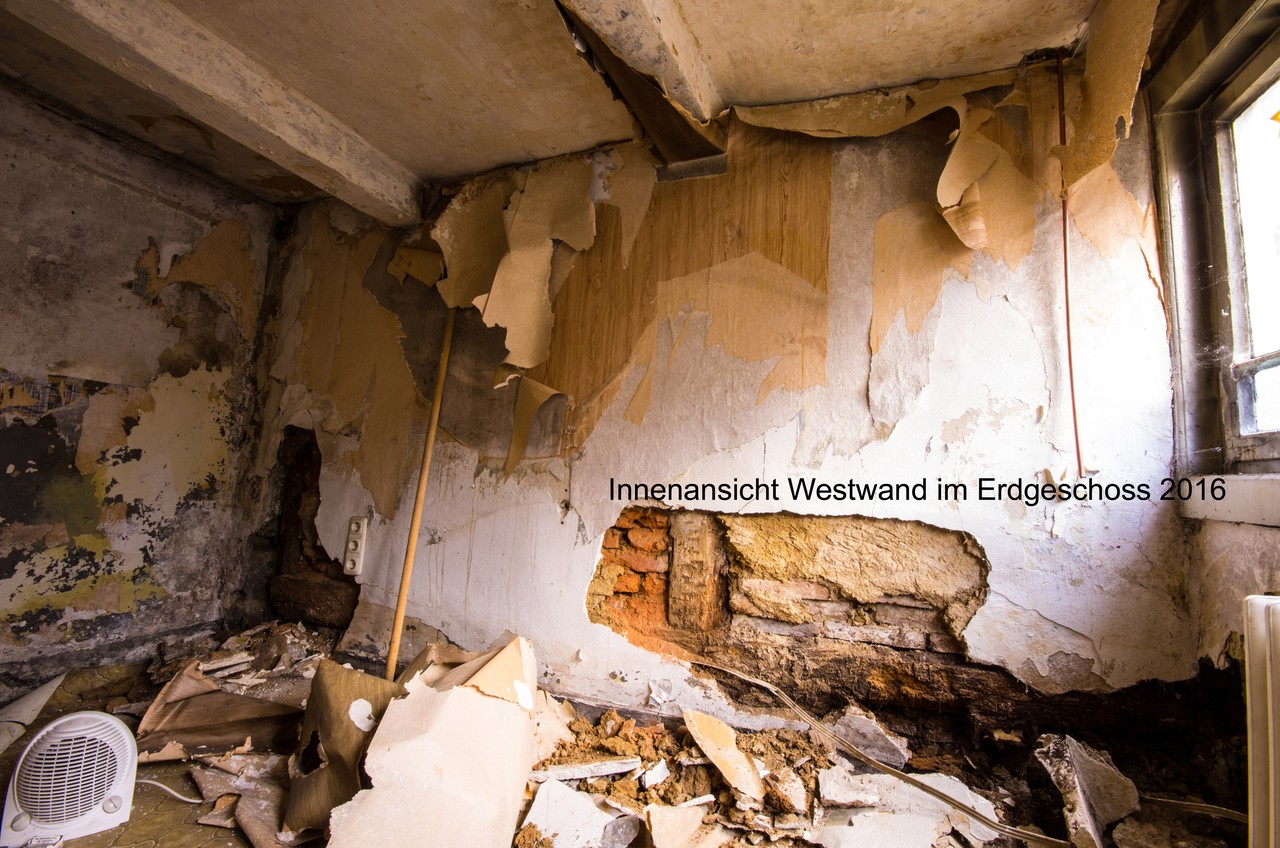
[385,306,456,680]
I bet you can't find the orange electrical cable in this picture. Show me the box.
[1058,53,1086,479]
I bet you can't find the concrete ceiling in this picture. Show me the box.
[0,0,1118,224]
[673,0,1094,104]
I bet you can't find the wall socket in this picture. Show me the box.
[343,516,368,577]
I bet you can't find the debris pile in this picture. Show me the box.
[519,703,1006,848]
[0,621,1248,848]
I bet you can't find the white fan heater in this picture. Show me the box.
[1,711,136,847]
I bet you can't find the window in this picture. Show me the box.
[1151,0,1280,473]
[1230,79,1280,434]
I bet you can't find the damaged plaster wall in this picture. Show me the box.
[0,85,275,694]
[1193,520,1280,665]
[277,74,1192,714]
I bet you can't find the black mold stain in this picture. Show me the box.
[156,282,240,377]
[7,606,62,635]
[0,418,101,540]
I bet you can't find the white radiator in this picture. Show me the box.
[1245,595,1280,847]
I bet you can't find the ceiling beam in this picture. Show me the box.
[560,0,723,122]
[1,0,421,225]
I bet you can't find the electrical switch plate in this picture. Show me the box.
[343,516,368,577]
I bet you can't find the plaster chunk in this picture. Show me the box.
[1034,734,1139,848]
[814,773,999,846]
[821,704,911,769]
[817,764,880,808]
[764,766,808,814]
[519,779,632,848]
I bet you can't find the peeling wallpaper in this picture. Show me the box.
[289,88,1197,708]
[0,86,274,685]
[0,31,1213,716]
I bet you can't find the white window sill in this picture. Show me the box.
[1180,474,1280,527]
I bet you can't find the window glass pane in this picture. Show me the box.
[1256,365,1280,433]
[1232,76,1280,356]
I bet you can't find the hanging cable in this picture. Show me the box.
[1057,53,1086,479]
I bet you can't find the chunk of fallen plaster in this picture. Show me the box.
[328,637,537,848]
[533,690,577,762]
[814,773,999,847]
[1035,734,1139,848]
[644,804,736,848]
[682,709,767,800]
[817,764,880,808]
[821,703,911,768]
[520,779,635,848]
[765,766,808,814]
[642,759,671,789]
[530,757,644,783]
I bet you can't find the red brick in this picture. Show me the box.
[615,506,669,530]
[615,545,669,573]
[641,573,668,595]
[602,527,625,549]
[613,570,641,594]
[626,526,669,553]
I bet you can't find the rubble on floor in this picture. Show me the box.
[0,620,1250,848]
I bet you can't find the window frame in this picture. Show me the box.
[1151,0,1280,474]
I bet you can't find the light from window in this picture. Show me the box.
[1231,76,1280,433]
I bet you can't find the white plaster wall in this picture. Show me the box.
[317,113,1195,709]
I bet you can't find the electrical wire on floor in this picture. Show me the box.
[1140,794,1247,824]
[135,779,203,804]
[692,659,1073,847]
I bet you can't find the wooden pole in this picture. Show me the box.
[385,306,456,680]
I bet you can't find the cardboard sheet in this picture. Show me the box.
[282,660,404,834]
[936,100,1041,260]
[968,144,1042,270]
[328,637,538,848]
[735,69,1017,139]
[869,202,973,354]
[937,105,998,210]
[136,660,302,755]
[1055,0,1161,187]
[394,641,487,687]
[191,752,295,848]
[532,690,576,763]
